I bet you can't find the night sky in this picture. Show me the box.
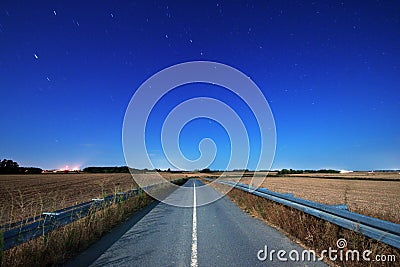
[1,1,399,171]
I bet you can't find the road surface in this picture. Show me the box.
[68,179,326,266]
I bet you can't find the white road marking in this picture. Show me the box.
[191,181,198,267]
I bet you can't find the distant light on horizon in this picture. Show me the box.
[56,165,81,172]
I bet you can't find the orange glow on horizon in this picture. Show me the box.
[56,165,81,172]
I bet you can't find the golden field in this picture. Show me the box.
[228,172,400,223]
[0,172,188,225]
[1,171,399,226]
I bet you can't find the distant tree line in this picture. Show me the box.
[277,169,340,175]
[82,166,130,173]
[199,168,222,173]
[162,168,184,173]
[0,159,42,174]
[83,167,188,173]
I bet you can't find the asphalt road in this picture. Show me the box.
[68,179,326,266]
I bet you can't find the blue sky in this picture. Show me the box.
[0,1,399,170]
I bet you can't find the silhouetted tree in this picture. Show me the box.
[0,159,20,174]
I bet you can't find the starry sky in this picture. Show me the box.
[0,1,399,171]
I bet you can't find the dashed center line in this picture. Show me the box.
[191,181,198,267]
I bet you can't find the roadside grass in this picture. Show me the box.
[1,191,152,266]
[1,178,188,266]
[206,181,399,267]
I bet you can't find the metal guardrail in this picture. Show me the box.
[205,178,400,249]
[1,179,186,251]
[1,188,139,250]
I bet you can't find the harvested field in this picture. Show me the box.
[230,173,400,224]
[274,171,400,180]
[0,172,186,225]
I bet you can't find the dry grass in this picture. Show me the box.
[206,181,400,267]
[1,191,153,266]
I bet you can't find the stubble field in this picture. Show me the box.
[0,172,189,226]
[229,172,400,224]
[0,173,135,225]
[1,172,399,226]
